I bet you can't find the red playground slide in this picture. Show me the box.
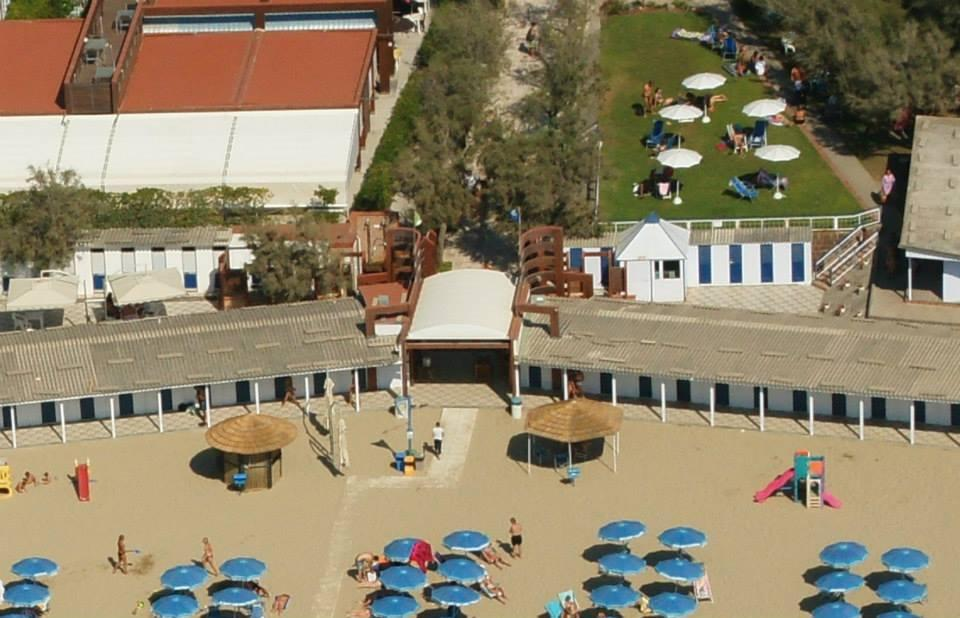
[822,491,842,509]
[754,468,794,503]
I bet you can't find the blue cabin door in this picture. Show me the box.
[760,244,774,283]
[528,366,542,390]
[698,246,712,284]
[729,245,743,283]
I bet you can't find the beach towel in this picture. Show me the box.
[410,540,434,572]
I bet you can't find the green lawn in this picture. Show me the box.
[598,11,861,222]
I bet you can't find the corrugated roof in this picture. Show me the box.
[899,115,960,259]
[120,29,375,113]
[78,227,234,248]
[0,20,81,116]
[0,299,395,405]
[519,297,960,403]
[407,270,515,340]
[689,227,812,245]
[147,0,369,10]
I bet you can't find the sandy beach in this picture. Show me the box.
[2,396,958,616]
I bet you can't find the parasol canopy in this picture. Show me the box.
[205,413,297,455]
[525,398,623,443]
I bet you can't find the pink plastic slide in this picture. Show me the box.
[822,491,842,509]
[754,468,795,503]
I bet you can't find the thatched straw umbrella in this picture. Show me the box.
[205,413,297,490]
[524,398,624,474]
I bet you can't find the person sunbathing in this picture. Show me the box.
[245,581,269,598]
[480,546,511,569]
[354,552,374,582]
[480,574,508,604]
[272,594,291,614]
[40,472,52,484]
[357,569,381,589]
[346,598,372,618]
[15,471,38,493]
[562,595,580,617]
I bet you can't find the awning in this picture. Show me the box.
[108,268,185,305]
[6,275,77,311]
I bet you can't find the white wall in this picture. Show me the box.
[686,242,811,287]
[943,259,960,303]
[377,363,402,392]
[624,260,652,301]
[71,246,222,298]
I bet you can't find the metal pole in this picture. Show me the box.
[709,385,715,427]
[594,141,603,220]
[808,394,815,436]
[759,388,765,432]
[513,365,520,398]
[304,375,311,415]
[254,382,261,414]
[660,381,666,422]
[611,375,618,406]
[613,434,618,473]
[59,402,67,444]
[909,402,915,445]
[109,397,117,439]
[562,370,569,401]
[157,391,164,433]
[527,434,531,475]
[858,399,864,440]
[204,385,211,428]
[907,258,913,301]
[353,369,361,413]
[10,406,17,449]
[567,441,572,468]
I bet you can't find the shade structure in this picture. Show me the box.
[820,542,868,569]
[3,582,51,608]
[160,565,208,591]
[753,144,801,163]
[205,413,297,455]
[211,586,260,608]
[151,593,200,618]
[6,275,77,311]
[815,571,865,595]
[680,73,726,124]
[877,612,920,618]
[659,104,704,123]
[430,584,482,607]
[742,98,787,118]
[648,592,698,618]
[438,557,486,584]
[371,594,420,618]
[598,520,647,544]
[220,557,267,582]
[590,584,640,609]
[656,148,702,205]
[108,267,185,305]
[655,557,705,583]
[876,579,927,605]
[881,548,930,574]
[526,398,624,443]
[384,538,419,563]
[379,565,428,593]
[0,613,40,618]
[11,557,59,579]
[812,601,860,618]
[442,530,491,552]
[659,527,708,551]
[599,552,646,577]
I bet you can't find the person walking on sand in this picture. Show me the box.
[201,538,219,575]
[508,517,523,558]
[114,534,128,574]
[432,422,444,459]
[880,168,896,204]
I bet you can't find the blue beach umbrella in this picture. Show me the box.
[379,565,428,592]
[598,520,647,543]
[655,557,705,583]
[599,552,646,577]
[0,613,40,618]
[443,530,491,552]
[384,538,419,563]
[820,542,868,569]
[3,582,51,608]
[881,548,930,574]
[160,565,208,591]
[877,612,920,618]
[210,586,259,608]
[430,584,482,607]
[648,592,698,618]
[812,601,860,618]
[220,557,267,582]
[876,579,927,605]
[11,557,59,579]
[371,594,420,618]
[659,527,707,551]
[438,557,486,584]
[589,584,641,609]
[150,593,200,618]
[815,571,865,595]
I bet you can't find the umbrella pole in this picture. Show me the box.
[673,176,683,205]
[568,442,573,468]
[774,172,784,200]
[702,98,711,124]
[527,434,531,475]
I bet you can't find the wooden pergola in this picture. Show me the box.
[524,398,624,474]
[205,413,298,491]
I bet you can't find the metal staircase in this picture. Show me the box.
[815,223,880,286]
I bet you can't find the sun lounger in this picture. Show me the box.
[729,177,759,201]
[645,120,665,148]
[695,573,714,602]
[721,36,737,60]
[545,599,563,618]
[749,120,768,149]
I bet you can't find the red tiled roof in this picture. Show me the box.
[0,20,82,115]
[147,0,375,10]
[120,30,375,112]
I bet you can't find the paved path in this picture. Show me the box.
[310,408,477,616]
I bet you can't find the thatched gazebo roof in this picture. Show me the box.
[205,413,298,455]
[525,398,624,443]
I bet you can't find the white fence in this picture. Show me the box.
[604,208,881,236]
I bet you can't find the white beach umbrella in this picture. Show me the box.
[681,73,726,124]
[754,144,801,200]
[742,98,787,118]
[656,147,702,205]
[658,105,704,147]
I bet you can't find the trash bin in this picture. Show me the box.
[394,452,405,473]
[404,455,416,476]
[510,395,523,420]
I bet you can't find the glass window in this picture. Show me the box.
[791,243,805,282]
[663,260,681,279]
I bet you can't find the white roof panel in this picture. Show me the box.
[0,116,64,191]
[616,213,690,261]
[407,269,515,341]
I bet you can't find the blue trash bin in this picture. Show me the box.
[394,452,405,472]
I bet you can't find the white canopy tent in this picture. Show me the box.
[107,267,185,305]
[0,109,360,208]
[5,274,78,329]
[406,270,515,340]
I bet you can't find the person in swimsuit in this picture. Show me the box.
[114,534,128,574]
[508,517,523,558]
[201,538,219,575]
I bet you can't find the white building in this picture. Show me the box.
[899,115,960,303]
[615,213,690,302]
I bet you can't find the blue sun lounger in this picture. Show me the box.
[730,177,759,201]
